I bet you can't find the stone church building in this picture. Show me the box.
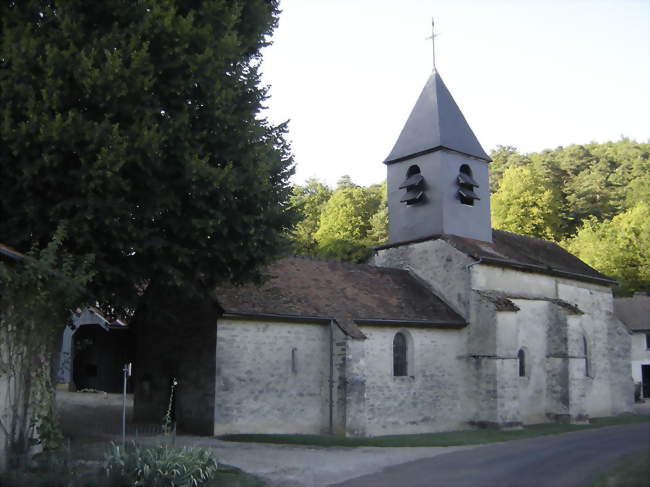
[133,69,633,437]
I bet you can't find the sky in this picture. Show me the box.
[259,0,650,188]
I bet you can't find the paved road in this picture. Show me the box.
[329,423,650,487]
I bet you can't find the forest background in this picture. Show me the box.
[288,138,649,295]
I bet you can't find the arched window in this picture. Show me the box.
[291,347,298,374]
[393,332,408,376]
[583,336,591,377]
[457,164,480,206]
[399,165,424,205]
[518,349,526,377]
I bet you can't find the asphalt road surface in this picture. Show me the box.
[329,423,650,487]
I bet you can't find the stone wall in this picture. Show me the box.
[350,325,466,436]
[214,319,330,435]
[512,300,549,424]
[373,239,472,317]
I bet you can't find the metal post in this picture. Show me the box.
[329,321,334,435]
[122,362,131,447]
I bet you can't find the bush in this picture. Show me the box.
[104,442,219,487]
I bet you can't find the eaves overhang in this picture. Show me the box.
[221,311,333,325]
[384,145,492,165]
[220,311,366,339]
[354,318,467,328]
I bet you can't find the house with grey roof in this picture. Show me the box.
[614,293,650,399]
[132,64,633,437]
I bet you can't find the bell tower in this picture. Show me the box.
[384,69,492,244]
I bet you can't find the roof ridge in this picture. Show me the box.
[492,228,560,246]
[287,253,380,269]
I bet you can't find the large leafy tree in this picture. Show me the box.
[289,178,332,255]
[491,165,563,241]
[0,1,295,311]
[563,202,650,294]
[313,178,382,262]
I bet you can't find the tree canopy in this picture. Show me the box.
[564,203,650,294]
[489,139,650,293]
[491,165,562,241]
[288,177,386,262]
[288,139,648,293]
[0,0,295,311]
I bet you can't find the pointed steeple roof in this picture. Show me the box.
[384,71,490,164]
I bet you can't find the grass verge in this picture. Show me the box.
[219,414,650,448]
[586,450,650,487]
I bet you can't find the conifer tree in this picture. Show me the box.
[0,1,294,310]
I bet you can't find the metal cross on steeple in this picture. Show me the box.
[425,18,439,72]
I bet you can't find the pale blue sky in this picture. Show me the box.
[260,0,650,187]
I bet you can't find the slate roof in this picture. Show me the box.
[614,294,650,331]
[384,71,490,164]
[214,256,466,339]
[376,229,617,286]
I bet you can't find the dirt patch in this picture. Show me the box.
[57,390,133,439]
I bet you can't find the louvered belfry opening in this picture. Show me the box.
[457,164,480,206]
[399,165,425,205]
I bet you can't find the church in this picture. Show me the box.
[133,66,633,437]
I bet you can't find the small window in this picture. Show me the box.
[393,332,408,376]
[291,347,298,374]
[646,333,650,349]
[457,164,480,206]
[399,165,425,205]
[583,336,591,378]
[517,349,526,377]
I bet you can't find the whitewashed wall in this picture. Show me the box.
[350,326,466,436]
[214,319,330,435]
[631,332,650,383]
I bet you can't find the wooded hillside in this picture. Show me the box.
[288,139,649,294]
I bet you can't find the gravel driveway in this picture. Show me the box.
[57,392,649,487]
[56,390,475,486]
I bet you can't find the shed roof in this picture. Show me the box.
[214,256,466,339]
[384,71,490,164]
[614,294,650,331]
[376,229,617,286]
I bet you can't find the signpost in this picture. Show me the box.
[122,362,132,447]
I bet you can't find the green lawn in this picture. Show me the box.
[587,450,650,487]
[219,414,650,448]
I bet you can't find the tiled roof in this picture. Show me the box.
[446,230,616,285]
[614,294,650,331]
[214,256,466,339]
[377,230,616,286]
